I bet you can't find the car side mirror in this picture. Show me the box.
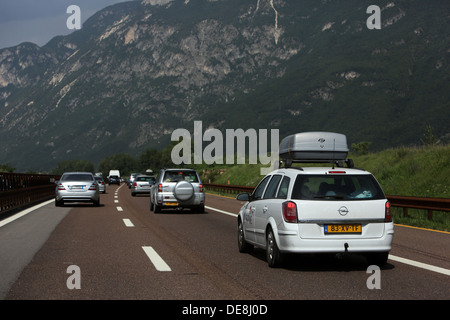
[236,193,250,201]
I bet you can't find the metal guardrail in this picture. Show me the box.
[1,177,448,220]
[203,183,450,220]
[0,172,60,215]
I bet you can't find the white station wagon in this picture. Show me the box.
[236,132,394,267]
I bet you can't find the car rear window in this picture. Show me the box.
[291,174,385,200]
[163,171,199,183]
[61,174,93,182]
[137,176,156,183]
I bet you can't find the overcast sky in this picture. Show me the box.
[0,0,135,49]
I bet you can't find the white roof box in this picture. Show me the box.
[279,132,349,164]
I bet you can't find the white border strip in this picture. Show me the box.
[389,254,450,277]
[205,205,237,217]
[0,199,54,228]
[142,246,171,272]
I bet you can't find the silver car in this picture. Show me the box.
[128,173,140,188]
[150,168,205,213]
[94,176,106,194]
[55,172,100,206]
[131,174,155,196]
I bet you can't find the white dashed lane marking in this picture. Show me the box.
[123,219,134,227]
[142,246,172,272]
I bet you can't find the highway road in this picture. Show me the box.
[0,183,449,306]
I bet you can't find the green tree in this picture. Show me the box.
[98,153,138,177]
[0,163,16,173]
[51,160,95,175]
[420,125,437,146]
[351,142,372,155]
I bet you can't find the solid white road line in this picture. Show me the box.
[388,254,450,277]
[0,199,54,228]
[142,246,172,272]
[123,219,134,227]
[205,205,237,217]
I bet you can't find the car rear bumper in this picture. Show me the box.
[56,190,99,202]
[276,223,394,253]
[156,192,205,207]
[131,188,151,194]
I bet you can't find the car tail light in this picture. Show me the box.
[88,183,97,191]
[328,171,346,174]
[282,201,298,223]
[133,182,137,187]
[199,184,204,192]
[385,201,392,222]
[158,184,162,192]
[57,183,66,190]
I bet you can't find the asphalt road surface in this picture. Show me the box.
[1,184,449,306]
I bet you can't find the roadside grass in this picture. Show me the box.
[201,145,450,231]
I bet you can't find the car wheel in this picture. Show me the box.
[238,219,253,253]
[266,227,283,268]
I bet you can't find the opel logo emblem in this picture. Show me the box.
[338,206,349,216]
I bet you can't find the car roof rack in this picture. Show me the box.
[279,132,355,169]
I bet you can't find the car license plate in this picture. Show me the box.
[69,185,84,190]
[163,202,178,206]
[324,224,361,234]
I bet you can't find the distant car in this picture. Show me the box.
[55,172,100,207]
[94,176,106,193]
[128,173,140,188]
[150,168,205,213]
[108,175,120,185]
[131,175,155,196]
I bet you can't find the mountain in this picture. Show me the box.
[0,0,448,172]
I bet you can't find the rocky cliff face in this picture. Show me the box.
[0,0,448,171]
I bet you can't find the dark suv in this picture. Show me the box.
[108,175,121,185]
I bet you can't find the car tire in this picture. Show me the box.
[266,227,283,268]
[150,200,154,211]
[238,219,253,253]
[154,204,161,213]
[55,199,63,207]
[93,199,100,207]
